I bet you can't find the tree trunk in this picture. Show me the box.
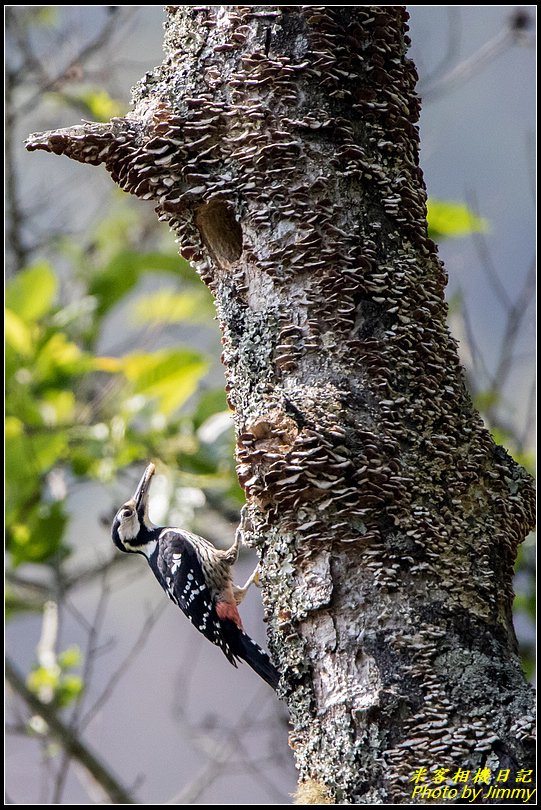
[26,6,535,804]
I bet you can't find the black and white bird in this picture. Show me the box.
[111,463,279,690]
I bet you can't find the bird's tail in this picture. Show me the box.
[235,630,280,690]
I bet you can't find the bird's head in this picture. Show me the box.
[112,463,156,554]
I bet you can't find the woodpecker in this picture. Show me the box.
[111,463,279,690]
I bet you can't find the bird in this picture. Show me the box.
[111,463,279,690]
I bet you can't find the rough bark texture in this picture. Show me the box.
[26,6,535,804]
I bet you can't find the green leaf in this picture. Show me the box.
[35,333,93,381]
[111,349,209,415]
[427,199,489,240]
[5,309,35,356]
[72,89,124,122]
[57,645,81,670]
[5,416,23,440]
[27,665,60,698]
[89,251,197,317]
[133,288,214,325]
[56,675,83,707]
[5,588,44,619]
[50,296,98,331]
[193,388,230,429]
[474,389,499,414]
[9,501,68,566]
[6,262,57,322]
[39,390,76,426]
[5,434,39,524]
[45,88,125,123]
[6,377,48,428]
[90,203,143,255]
[26,649,83,708]
[6,423,67,491]
[27,6,59,27]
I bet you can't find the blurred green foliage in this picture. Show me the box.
[27,645,83,709]
[5,205,241,573]
[54,88,126,122]
[427,199,489,240]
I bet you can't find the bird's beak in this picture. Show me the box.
[133,463,156,512]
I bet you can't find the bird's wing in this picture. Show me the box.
[156,530,238,667]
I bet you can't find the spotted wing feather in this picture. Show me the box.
[152,530,279,690]
[154,530,238,667]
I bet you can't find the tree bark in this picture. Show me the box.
[26,6,535,804]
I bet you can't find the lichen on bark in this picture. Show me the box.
[26,6,535,804]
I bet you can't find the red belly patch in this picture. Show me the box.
[216,600,243,630]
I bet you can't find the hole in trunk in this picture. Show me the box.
[196,200,243,267]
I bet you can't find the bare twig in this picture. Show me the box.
[4,102,29,272]
[16,10,134,115]
[79,599,165,730]
[75,575,113,695]
[462,307,486,384]
[468,201,512,311]
[489,260,535,395]
[167,687,277,804]
[5,657,136,804]
[463,189,535,442]
[226,729,291,803]
[420,11,533,102]
[52,576,113,803]
[5,6,137,275]
[6,553,127,605]
[419,7,463,90]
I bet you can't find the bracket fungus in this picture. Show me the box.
[26,6,535,803]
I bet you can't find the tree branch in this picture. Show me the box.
[79,599,165,730]
[5,657,135,805]
[419,11,533,102]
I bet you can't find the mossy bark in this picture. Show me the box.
[27,6,535,804]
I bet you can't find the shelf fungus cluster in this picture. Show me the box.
[26,5,535,803]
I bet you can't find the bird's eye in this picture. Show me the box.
[121,507,133,519]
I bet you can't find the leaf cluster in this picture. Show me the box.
[6,205,241,573]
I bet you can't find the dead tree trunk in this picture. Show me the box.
[27,6,535,804]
